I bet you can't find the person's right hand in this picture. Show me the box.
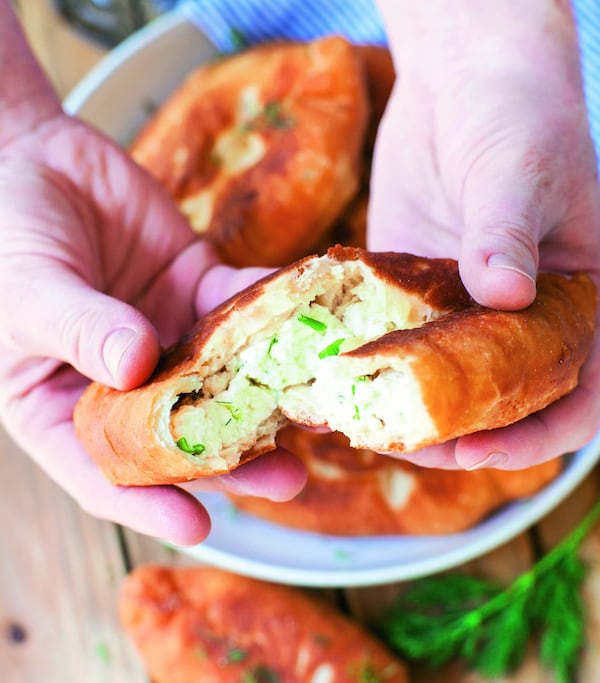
[0,95,305,545]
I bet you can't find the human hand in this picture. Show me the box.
[370,0,600,470]
[0,109,305,545]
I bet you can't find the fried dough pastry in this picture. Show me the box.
[130,36,368,267]
[228,427,561,536]
[317,45,394,254]
[74,246,595,486]
[119,565,409,683]
[354,45,395,153]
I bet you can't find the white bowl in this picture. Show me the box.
[65,11,600,588]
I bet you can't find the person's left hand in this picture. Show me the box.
[368,4,600,471]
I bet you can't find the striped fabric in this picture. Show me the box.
[177,0,386,48]
[178,0,600,162]
[573,0,600,161]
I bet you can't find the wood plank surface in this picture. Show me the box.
[3,4,142,681]
[0,427,148,683]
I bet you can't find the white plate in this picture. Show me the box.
[65,11,600,588]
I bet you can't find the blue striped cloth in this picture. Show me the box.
[573,0,600,164]
[178,0,599,164]
[178,0,386,48]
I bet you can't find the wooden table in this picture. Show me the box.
[4,3,600,681]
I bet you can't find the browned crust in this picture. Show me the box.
[343,270,596,450]
[119,564,408,683]
[298,45,396,256]
[353,44,395,152]
[326,244,474,310]
[229,427,561,536]
[131,37,369,267]
[74,247,596,486]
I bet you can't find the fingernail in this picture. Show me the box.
[103,327,137,381]
[464,452,509,471]
[487,253,536,285]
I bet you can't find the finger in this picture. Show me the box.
[195,264,274,316]
[455,384,600,471]
[378,442,463,470]
[88,483,212,546]
[30,420,211,545]
[179,449,308,501]
[458,155,544,310]
[1,267,160,390]
[367,101,452,257]
[132,239,219,348]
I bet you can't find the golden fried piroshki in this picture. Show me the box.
[228,426,562,536]
[131,36,369,267]
[119,564,409,683]
[74,246,594,487]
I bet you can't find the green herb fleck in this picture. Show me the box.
[225,503,240,521]
[243,665,281,683]
[216,401,242,422]
[319,338,345,359]
[96,642,110,664]
[267,335,279,357]
[263,102,294,129]
[379,500,600,681]
[297,314,327,333]
[245,102,295,131]
[312,633,331,647]
[347,659,383,683]
[230,27,248,51]
[226,647,248,663]
[358,664,381,683]
[176,437,206,456]
[333,548,353,563]
[351,384,360,420]
[95,642,110,664]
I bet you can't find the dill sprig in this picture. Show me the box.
[379,499,600,682]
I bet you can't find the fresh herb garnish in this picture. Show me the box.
[230,27,248,51]
[267,335,279,357]
[357,664,382,683]
[216,401,242,422]
[243,665,281,683]
[312,633,332,647]
[297,314,327,333]
[176,437,206,456]
[226,647,248,663]
[265,102,294,129]
[245,102,295,132]
[351,384,360,420]
[319,338,345,359]
[379,500,600,681]
[347,659,384,683]
[95,642,110,664]
[263,102,294,129]
[333,548,353,563]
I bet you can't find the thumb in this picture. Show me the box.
[2,268,160,389]
[195,264,274,315]
[458,168,540,310]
